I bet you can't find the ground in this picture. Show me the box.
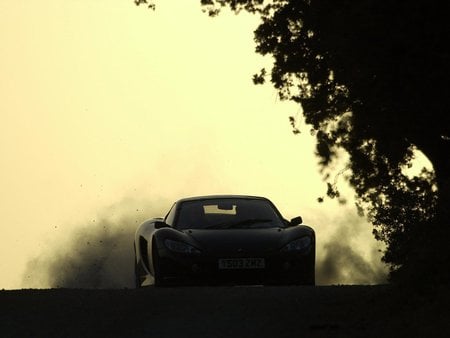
[1,285,449,337]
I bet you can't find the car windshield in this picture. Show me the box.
[174,198,285,230]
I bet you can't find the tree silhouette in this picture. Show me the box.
[137,1,450,284]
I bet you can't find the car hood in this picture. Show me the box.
[183,228,289,255]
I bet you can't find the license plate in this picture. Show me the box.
[218,258,265,270]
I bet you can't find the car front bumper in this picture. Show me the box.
[156,247,315,285]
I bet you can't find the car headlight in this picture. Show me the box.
[281,237,312,252]
[164,239,201,254]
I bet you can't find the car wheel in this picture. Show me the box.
[294,265,315,285]
[134,246,142,288]
[152,242,166,287]
[303,258,316,285]
[134,259,142,288]
[304,249,316,286]
[305,271,315,286]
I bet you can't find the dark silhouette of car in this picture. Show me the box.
[134,195,315,287]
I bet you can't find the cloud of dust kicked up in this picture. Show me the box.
[22,199,388,288]
[21,198,167,289]
[314,213,388,285]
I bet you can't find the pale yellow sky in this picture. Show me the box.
[0,0,384,288]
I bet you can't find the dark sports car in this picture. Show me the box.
[134,195,315,287]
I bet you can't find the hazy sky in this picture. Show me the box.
[0,0,386,289]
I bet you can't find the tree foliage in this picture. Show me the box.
[137,0,450,284]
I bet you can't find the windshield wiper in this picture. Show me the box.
[204,218,273,229]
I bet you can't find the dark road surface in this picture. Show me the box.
[1,285,448,337]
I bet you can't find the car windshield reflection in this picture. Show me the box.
[175,198,285,230]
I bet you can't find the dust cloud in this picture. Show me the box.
[317,242,387,284]
[21,198,168,289]
[315,213,388,285]
[22,199,387,288]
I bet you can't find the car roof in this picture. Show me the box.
[176,195,270,204]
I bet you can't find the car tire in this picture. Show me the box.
[152,242,166,287]
[305,248,316,286]
[134,245,142,288]
[295,264,315,285]
[305,271,315,286]
[134,260,142,288]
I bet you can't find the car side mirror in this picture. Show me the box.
[154,221,169,229]
[290,216,303,226]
